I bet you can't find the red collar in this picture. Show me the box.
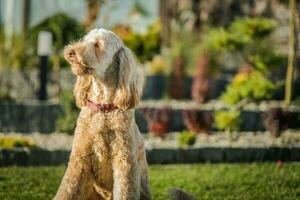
[87,100,118,112]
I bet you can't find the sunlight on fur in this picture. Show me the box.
[54,28,150,200]
[54,28,191,200]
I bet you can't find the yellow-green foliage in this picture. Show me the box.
[146,55,166,75]
[202,17,283,74]
[0,33,36,69]
[114,21,161,63]
[220,70,276,105]
[204,17,277,52]
[56,90,79,134]
[178,131,196,146]
[214,110,241,131]
[0,135,37,149]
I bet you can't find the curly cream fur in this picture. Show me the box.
[54,29,150,200]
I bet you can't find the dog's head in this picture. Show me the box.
[64,28,143,110]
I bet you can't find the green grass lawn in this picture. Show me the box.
[0,163,299,200]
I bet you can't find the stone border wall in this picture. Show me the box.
[1,147,299,166]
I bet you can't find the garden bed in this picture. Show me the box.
[1,100,300,133]
[1,130,300,166]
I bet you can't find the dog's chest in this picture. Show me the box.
[93,129,116,159]
[90,109,133,133]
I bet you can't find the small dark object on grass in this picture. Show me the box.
[169,188,195,200]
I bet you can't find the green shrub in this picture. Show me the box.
[113,21,161,63]
[30,13,85,51]
[146,55,167,75]
[202,17,283,73]
[214,110,241,131]
[0,13,84,69]
[204,17,277,52]
[0,33,36,69]
[56,90,79,134]
[220,70,276,105]
[178,131,196,146]
[0,91,14,102]
[0,135,37,149]
[295,96,300,106]
[30,13,85,68]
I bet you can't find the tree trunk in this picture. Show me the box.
[285,0,299,105]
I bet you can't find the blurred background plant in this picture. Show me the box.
[214,110,241,142]
[146,55,167,75]
[0,135,37,149]
[0,0,299,141]
[141,108,171,137]
[113,21,161,63]
[30,13,85,69]
[182,110,213,134]
[178,130,196,146]
[220,64,278,105]
[191,55,211,103]
[56,90,79,134]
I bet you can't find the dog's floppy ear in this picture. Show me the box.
[113,47,143,110]
[74,76,92,108]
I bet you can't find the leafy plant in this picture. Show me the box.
[0,13,84,70]
[214,110,241,132]
[178,130,196,146]
[168,31,201,75]
[0,135,37,149]
[204,17,277,51]
[0,91,14,102]
[220,68,276,105]
[0,33,36,69]
[56,90,79,134]
[30,13,85,68]
[113,21,161,63]
[146,55,166,75]
[30,13,85,52]
[202,17,283,73]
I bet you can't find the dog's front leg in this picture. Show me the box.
[54,155,94,200]
[54,124,94,200]
[111,131,140,200]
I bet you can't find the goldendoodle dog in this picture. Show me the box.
[54,29,151,200]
